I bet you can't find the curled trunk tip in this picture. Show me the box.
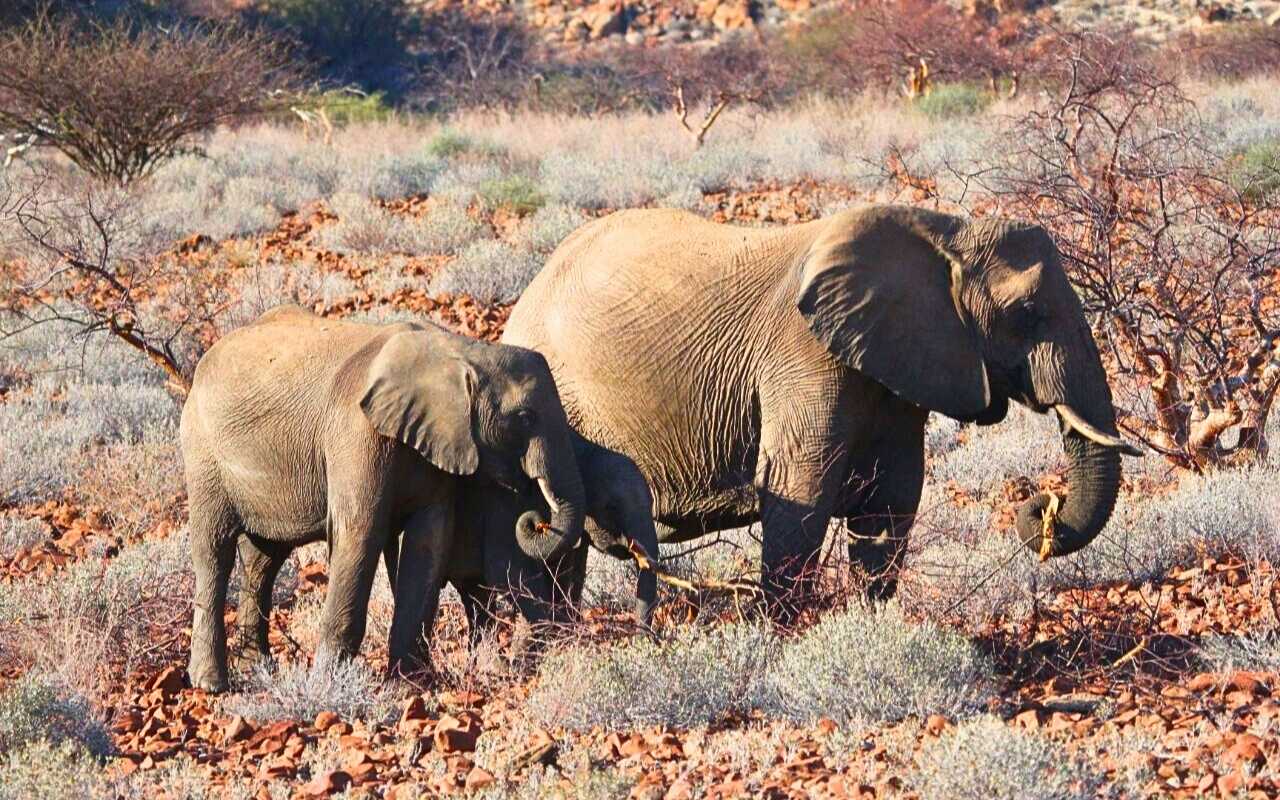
[1016,432,1122,559]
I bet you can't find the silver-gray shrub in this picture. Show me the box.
[515,203,586,254]
[1065,466,1280,587]
[0,671,110,756]
[405,201,485,256]
[431,240,541,304]
[527,623,776,731]
[1201,626,1280,672]
[928,406,1062,493]
[0,379,177,505]
[0,534,192,675]
[220,658,395,724]
[913,715,1103,800]
[320,194,483,257]
[0,740,105,800]
[763,602,994,726]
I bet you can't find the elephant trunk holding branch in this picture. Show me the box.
[180,305,586,692]
[503,204,1140,613]
[440,434,660,638]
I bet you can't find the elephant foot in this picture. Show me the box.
[230,644,273,675]
[188,660,228,694]
[386,652,434,684]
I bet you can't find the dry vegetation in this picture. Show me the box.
[4,1,1280,797]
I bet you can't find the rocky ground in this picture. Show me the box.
[405,0,1280,49]
[4,170,1280,797]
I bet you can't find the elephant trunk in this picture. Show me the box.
[1016,427,1122,558]
[516,443,587,561]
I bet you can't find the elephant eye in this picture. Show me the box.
[1011,302,1043,334]
[515,408,538,429]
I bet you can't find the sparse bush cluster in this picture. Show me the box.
[912,716,1102,800]
[529,603,992,731]
[221,658,397,723]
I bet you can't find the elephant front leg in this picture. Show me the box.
[456,579,497,646]
[233,536,290,671]
[843,416,926,602]
[317,511,386,670]
[386,504,452,678]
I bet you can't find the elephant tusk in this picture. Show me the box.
[1054,405,1143,457]
[536,478,560,514]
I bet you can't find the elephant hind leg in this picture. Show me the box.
[188,489,241,693]
[233,536,290,671]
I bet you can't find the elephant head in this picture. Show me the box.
[360,326,586,561]
[797,205,1140,558]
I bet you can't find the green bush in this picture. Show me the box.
[303,89,394,126]
[916,83,992,120]
[478,174,546,216]
[426,129,505,160]
[0,740,104,800]
[1230,138,1280,202]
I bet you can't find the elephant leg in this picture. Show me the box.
[844,411,926,602]
[386,504,452,677]
[755,385,850,624]
[317,509,387,669]
[382,532,400,592]
[188,491,240,693]
[233,535,289,670]
[457,579,497,646]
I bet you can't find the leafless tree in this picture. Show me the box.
[0,12,296,184]
[1,164,233,395]
[977,32,1280,471]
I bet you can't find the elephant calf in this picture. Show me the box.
[180,305,586,692]
[443,435,661,637]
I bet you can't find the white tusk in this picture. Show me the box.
[536,478,560,514]
[1054,405,1144,457]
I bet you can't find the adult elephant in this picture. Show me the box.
[181,305,585,692]
[504,205,1141,613]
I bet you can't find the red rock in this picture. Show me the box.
[303,769,352,796]
[224,715,252,743]
[1217,770,1245,796]
[925,714,949,736]
[1224,735,1265,768]
[400,695,429,725]
[433,712,482,753]
[465,766,496,790]
[314,711,340,731]
[148,666,185,697]
[1187,673,1219,692]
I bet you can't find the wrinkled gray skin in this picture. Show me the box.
[504,205,1141,615]
[439,435,660,635]
[180,305,586,692]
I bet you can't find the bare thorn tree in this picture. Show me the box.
[978,32,1280,471]
[0,12,297,184]
[1,165,233,396]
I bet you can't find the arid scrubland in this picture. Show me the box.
[3,9,1280,796]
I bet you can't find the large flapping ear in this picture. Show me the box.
[360,330,480,475]
[795,206,990,420]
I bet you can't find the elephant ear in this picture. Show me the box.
[795,207,990,420]
[359,330,480,475]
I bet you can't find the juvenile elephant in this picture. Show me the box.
[443,435,661,635]
[180,305,586,692]
[504,205,1142,612]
